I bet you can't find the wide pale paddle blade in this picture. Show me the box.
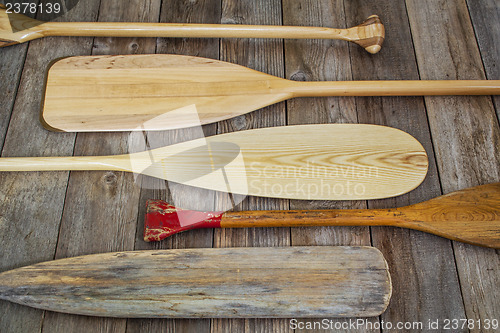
[0,247,392,318]
[41,54,500,132]
[42,54,292,131]
[127,124,428,200]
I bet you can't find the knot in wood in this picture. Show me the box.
[129,42,139,53]
[102,172,118,186]
[290,71,308,81]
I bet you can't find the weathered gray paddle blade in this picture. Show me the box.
[0,246,392,318]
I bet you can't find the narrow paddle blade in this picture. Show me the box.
[42,54,292,132]
[0,247,392,318]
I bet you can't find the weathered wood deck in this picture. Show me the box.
[0,0,498,332]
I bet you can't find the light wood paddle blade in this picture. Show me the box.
[0,246,392,318]
[145,183,500,248]
[0,124,428,200]
[0,5,384,52]
[41,54,500,132]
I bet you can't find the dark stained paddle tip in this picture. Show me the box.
[144,200,223,242]
[353,15,385,54]
[0,39,19,48]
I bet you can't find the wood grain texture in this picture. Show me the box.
[40,54,500,132]
[0,247,391,318]
[0,41,27,150]
[0,1,101,332]
[0,124,429,200]
[241,182,499,249]
[127,0,220,331]
[214,1,290,332]
[0,5,383,53]
[406,0,500,329]
[39,1,162,333]
[283,2,376,331]
[145,182,500,248]
[467,0,500,120]
[345,0,468,329]
[0,0,497,331]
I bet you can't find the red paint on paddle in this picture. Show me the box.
[144,200,223,242]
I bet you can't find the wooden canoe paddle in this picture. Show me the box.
[0,124,428,200]
[41,54,500,132]
[0,246,391,318]
[144,183,500,248]
[0,5,384,53]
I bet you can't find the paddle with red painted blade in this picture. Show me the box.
[144,183,500,248]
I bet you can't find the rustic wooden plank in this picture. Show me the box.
[39,1,161,333]
[127,0,221,332]
[0,44,28,149]
[466,0,500,119]
[283,0,367,243]
[282,2,374,332]
[0,1,101,332]
[212,0,289,332]
[406,0,500,329]
[344,0,468,330]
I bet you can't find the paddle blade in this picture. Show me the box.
[402,183,500,248]
[42,54,292,132]
[128,124,428,200]
[0,247,391,318]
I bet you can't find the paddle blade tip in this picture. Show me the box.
[144,200,223,242]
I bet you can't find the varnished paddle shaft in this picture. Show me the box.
[144,183,500,248]
[222,209,404,227]
[287,80,500,97]
[0,247,391,318]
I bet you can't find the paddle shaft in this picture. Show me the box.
[284,80,500,96]
[0,155,130,171]
[39,22,363,40]
[1,9,384,53]
[221,208,407,227]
